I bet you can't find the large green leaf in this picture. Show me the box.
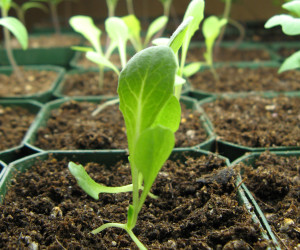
[118,45,177,152]
[69,15,102,53]
[132,125,174,197]
[279,50,300,73]
[0,17,28,49]
[152,95,181,133]
[265,14,300,35]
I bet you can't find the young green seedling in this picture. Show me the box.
[202,16,227,80]
[69,45,180,249]
[215,0,245,52]
[11,0,47,26]
[265,0,300,72]
[176,0,205,98]
[34,0,74,34]
[122,14,168,52]
[152,0,205,99]
[69,15,129,89]
[0,0,28,80]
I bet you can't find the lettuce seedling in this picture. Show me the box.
[265,0,300,72]
[122,14,168,52]
[11,0,48,26]
[202,16,227,80]
[0,0,28,80]
[69,45,179,249]
[69,15,129,88]
[152,0,205,99]
[215,0,245,51]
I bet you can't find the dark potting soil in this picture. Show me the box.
[202,95,300,148]
[189,67,300,93]
[0,154,271,249]
[33,101,208,150]
[239,151,300,249]
[60,71,119,97]
[0,70,58,97]
[186,46,271,63]
[0,105,35,150]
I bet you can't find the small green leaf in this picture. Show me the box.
[0,0,12,11]
[0,17,28,50]
[203,16,227,43]
[152,95,181,133]
[68,162,133,200]
[122,14,142,51]
[86,51,120,74]
[182,0,205,54]
[152,37,169,46]
[105,17,129,67]
[71,46,93,52]
[168,16,193,54]
[265,14,300,35]
[283,1,300,17]
[69,15,102,53]
[133,125,175,197]
[174,75,186,86]
[23,2,48,12]
[183,62,202,77]
[279,50,300,73]
[144,15,168,46]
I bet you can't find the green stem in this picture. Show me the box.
[128,165,140,230]
[215,0,231,52]
[98,65,104,89]
[50,2,60,35]
[92,223,147,250]
[126,0,134,15]
[1,7,23,81]
[227,18,245,50]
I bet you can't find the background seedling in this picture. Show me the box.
[69,15,129,89]
[11,0,48,26]
[0,0,28,80]
[122,14,168,52]
[265,0,300,72]
[202,15,227,80]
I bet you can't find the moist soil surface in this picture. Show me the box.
[238,151,300,249]
[202,95,300,148]
[189,67,300,93]
[186,46,272,63]
[59,71,119,97]
[33,100,208,150]
[0,105,35,150]
[0,154,271,249]
[0,69,58,97]
[10,34,81,49]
